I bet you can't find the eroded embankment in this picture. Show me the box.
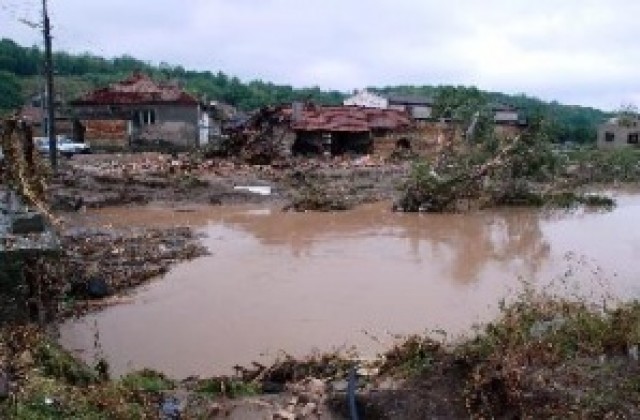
[3,292,640,419]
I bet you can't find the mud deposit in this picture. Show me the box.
[59,193,640,378]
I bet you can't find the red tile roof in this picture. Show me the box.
[71,73,199,106]
[288,106,411,132]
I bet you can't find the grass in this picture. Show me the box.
[564,148,640,183]
[120,369,175,393]
[195,377,260,398]
[453,295,640,417]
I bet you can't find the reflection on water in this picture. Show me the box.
[214,205,551,285]
[60,194,640,378]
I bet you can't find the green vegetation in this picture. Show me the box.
[0,38,344,114]
[120,369,175,393]
[0,71,22,111]
[195,377,260,398]
[397,118,627,212]
[397,120,566,212]
[563,147,640,183]
[458,295,640,417]
[373,85,610,144]
[0,37,610,144]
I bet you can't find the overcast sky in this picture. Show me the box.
[1,0,638,111]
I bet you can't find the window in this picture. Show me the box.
[628,133,639,144]
[148,110,156,125]
[605,132,615,142]
[133,109,157,127]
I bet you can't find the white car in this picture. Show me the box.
[35,136,91,157]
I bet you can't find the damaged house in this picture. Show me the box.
[70,73,200,150]
[224,104,413,162]
[289,105,412,156]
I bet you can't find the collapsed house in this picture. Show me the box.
[289,104,412,156]
[222,103,468,163]
[70,73,200,150]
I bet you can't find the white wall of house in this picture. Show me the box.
[343,89,388,109]
[411,105,432,120]
[199,110,210,145]
[494,110,519,123]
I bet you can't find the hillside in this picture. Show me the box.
[0,37,609,143]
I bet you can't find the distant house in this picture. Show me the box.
[597,116,640,149]
[490,103,521,125]
[343,89,388,109]
[343,90,433,120]
[70,72,200,149]
[386,94,433,120]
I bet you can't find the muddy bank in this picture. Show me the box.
[0,222,209,324]
[4,292,640,419]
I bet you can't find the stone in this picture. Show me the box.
[10,211,45,234]
[18,350,34,367]
[87,278,111,299]
[262,380,286,394]
[160,396,182,420]
[51,194,84,212]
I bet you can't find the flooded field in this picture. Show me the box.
[59,193,640,378]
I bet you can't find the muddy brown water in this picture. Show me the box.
[59,193,640,378]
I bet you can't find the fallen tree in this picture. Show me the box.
[396,121,613,212]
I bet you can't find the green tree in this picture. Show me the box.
[0,71,23,111]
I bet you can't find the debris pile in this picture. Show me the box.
[215,106,291,164]
[59,226,209,313]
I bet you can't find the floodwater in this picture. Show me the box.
[59,193,640,378]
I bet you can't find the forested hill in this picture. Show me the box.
[373,86,610,144]
[0,38,345,113]
[0,38,609,143]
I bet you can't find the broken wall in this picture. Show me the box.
[372,122,465,158]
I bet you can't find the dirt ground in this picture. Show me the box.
[47,153,410,212]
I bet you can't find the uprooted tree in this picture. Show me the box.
[396,118,584,212]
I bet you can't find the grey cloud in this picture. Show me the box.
[2,0,639,110]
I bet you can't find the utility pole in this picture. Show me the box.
[42,0,57,170]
